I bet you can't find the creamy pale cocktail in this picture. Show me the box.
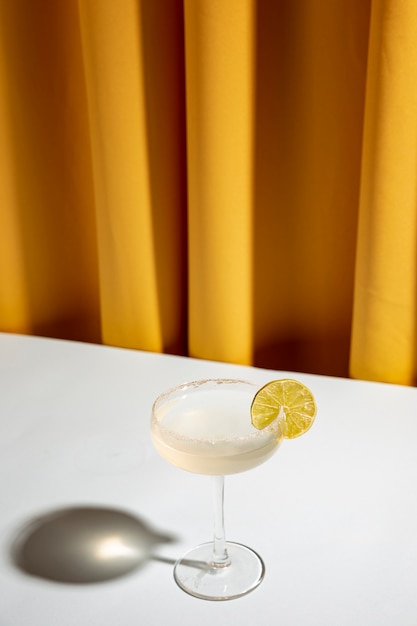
[151,382,282,475]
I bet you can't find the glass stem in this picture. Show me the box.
[211,475,231,568]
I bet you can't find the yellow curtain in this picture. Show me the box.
[0,0,415,386]
[350,0,417,386]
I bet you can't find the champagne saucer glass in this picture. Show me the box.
[151,378,283,601]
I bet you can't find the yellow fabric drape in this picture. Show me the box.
[0,0,416,386]
[186,0,254,364]
[78,0,187,354]
[0,1,101,341]
[350,0,417,385]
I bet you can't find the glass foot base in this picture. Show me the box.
[173,541,265,601]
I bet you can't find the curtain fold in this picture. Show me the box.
[78,0,187,354]
[185,0,254,364]
[251,0,370,377]
[0,0,101,342]
[0,0,416,385]
[350,0,417,385]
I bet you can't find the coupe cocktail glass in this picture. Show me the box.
[151,378,283,601]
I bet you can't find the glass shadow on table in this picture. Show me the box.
[10,506,175,584]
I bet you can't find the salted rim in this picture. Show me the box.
[151,378,281,444]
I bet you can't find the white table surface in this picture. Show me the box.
[1,333,417,625]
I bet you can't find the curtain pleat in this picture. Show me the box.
[252,1,370,376]
[0,0,416,385]
[0,0,101,341]
[350,0,417,385]
[185,0,254,364]
[78,0,187,354]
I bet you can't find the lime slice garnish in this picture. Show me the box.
[251,379,317,439]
